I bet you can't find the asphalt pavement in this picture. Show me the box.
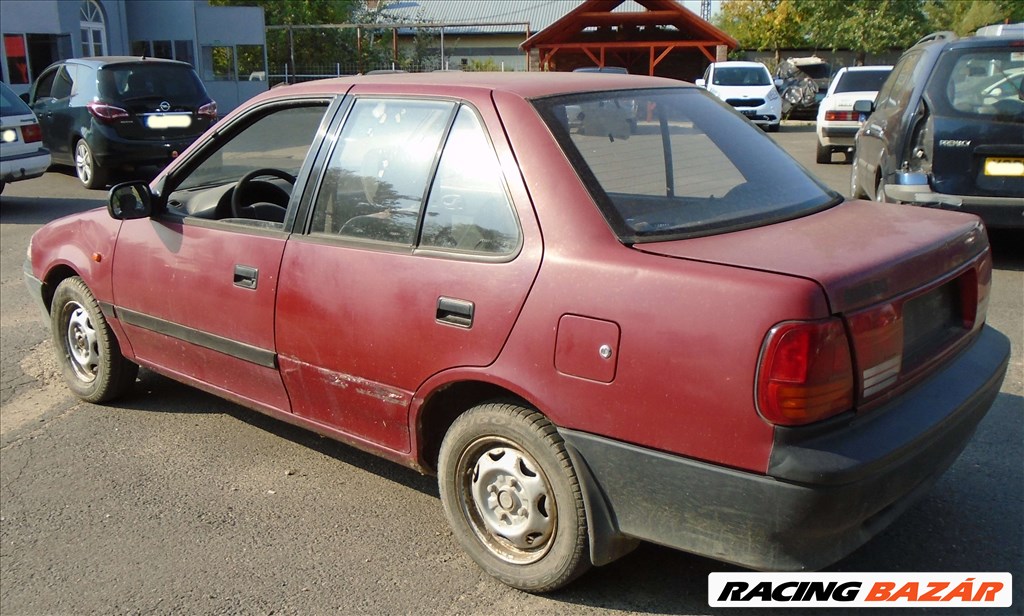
[1,126,1021,616]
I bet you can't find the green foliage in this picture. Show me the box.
[466,58,501,72]
[718,0,1021,59]
[924,0,1024,36]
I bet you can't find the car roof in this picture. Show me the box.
[61,56,194,69]
[838,65,893,72]
[709,61,768,69]
[254,71,687,101]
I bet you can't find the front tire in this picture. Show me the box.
[438,402,590,592]
[51,277,137,403]
[75,138,108,189]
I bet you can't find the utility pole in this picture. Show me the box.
[699,0,711,21]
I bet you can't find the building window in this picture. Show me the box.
[203,45,235,81]
[4,34,29,84]
[131,39,196,66]
[201,45,265,81]
[4,33,71,84]
[80,0,107,57]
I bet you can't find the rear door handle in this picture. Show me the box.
[234,264,258,289]
[436,296,474,328]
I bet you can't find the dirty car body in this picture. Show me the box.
[25,72,1010,592]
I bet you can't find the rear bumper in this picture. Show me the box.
[1,148,51,182]
[886,175,1024,229]
[561,325,1010,571]
[90,125,201,169]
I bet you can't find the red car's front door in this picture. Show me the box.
[111,220,289,411]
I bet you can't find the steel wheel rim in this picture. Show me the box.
[75,142,92,184]
[63,302,99,383]
[457,436,556,565]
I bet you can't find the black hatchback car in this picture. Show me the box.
[851,30,1023,229]
[29,56,216,188]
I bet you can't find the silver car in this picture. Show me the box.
[0,81,50,193]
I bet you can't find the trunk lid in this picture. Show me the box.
[636,200,986,314]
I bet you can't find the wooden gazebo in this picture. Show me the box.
[520,0,737,80]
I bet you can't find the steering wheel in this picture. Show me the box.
[231,168,296,220]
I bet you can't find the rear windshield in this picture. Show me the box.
[98,64,207,101]
[834,69,892,93]
[933,47,1024,120]
[534,88,839,242]
[0,83,33,117]
[713,66,771,86]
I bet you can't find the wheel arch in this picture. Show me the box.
[41,264,81,313]
[413,377,639,568]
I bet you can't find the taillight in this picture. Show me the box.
[21,123,42,143]
[905,103,933,175]
[848,304,903,397]
[756,318,854,426]
[825,110,859,121]
[86,102,130,122]
[198,101,217,119]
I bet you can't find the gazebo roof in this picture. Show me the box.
[521,0,737,72]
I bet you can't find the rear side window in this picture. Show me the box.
[534,88,837,242]
[876,51,926,112]
[932,47,1024,119]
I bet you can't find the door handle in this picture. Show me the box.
[233,264,258,289]
[436,296,474,328]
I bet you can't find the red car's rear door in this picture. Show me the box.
[275,91,542,454]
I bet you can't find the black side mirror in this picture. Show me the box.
[853,100,874,114]
[108,182,153,220]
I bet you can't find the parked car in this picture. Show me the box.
[851,30,1024,229]
[25,72,1009,592]
[28,56,216,189]
[815,65,893,164]
[0,80,50,193]
[696,61,782,131]
[776,56,832,118]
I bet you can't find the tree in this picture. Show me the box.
[924,0,1024,36]
[717,0,933,65]
[800,0,928,64]
[715,0,804,65]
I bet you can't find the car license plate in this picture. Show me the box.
[146,114,192,129]
[983,157,1024,177]
[740,110,755,117]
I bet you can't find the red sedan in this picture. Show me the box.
[25,72,1010,592]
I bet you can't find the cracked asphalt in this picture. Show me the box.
[2,128,1021,615]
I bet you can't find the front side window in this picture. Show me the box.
[535,88,838,242]
[177,104,328,191]
[934,47,1024,120]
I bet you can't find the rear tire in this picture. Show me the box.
[75,138,108,190]
[51,277,137,403]
[815,140,832,164]
[438,402,590,592]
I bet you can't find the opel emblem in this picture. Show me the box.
[159,101,171,112]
